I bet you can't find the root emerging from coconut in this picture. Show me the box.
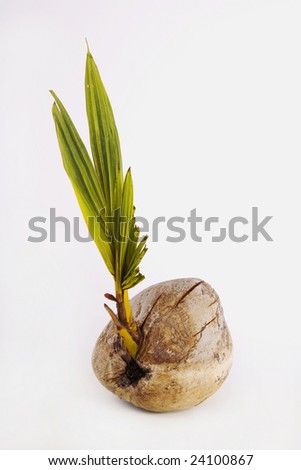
[92,278,233,412]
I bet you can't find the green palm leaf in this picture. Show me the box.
[85,47,123,212]
[51,45,148,357]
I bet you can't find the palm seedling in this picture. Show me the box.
[51,46,232,412]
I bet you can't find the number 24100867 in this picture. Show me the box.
[189,454,254,466]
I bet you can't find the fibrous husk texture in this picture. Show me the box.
[92,278,233,412]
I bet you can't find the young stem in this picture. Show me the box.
[115,282,140,345]
[104,303,139,359]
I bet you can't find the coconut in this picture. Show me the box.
[92,278,232,412]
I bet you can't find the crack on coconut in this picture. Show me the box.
[208,297,219,307]
[174,280,204,308]
[193,316,217,338]
[181,316,217,365]
[137,281,206,344]
[139,293,163,331]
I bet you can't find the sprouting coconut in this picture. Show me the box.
[51,44,232,412]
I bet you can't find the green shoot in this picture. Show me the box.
[50,46,147,358]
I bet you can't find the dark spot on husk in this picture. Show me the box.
[113,335,122,353]
[213,352,220,362]
[118,358,150,388]
[215,372,228,384]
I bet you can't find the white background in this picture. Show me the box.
[1,0,301,450]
